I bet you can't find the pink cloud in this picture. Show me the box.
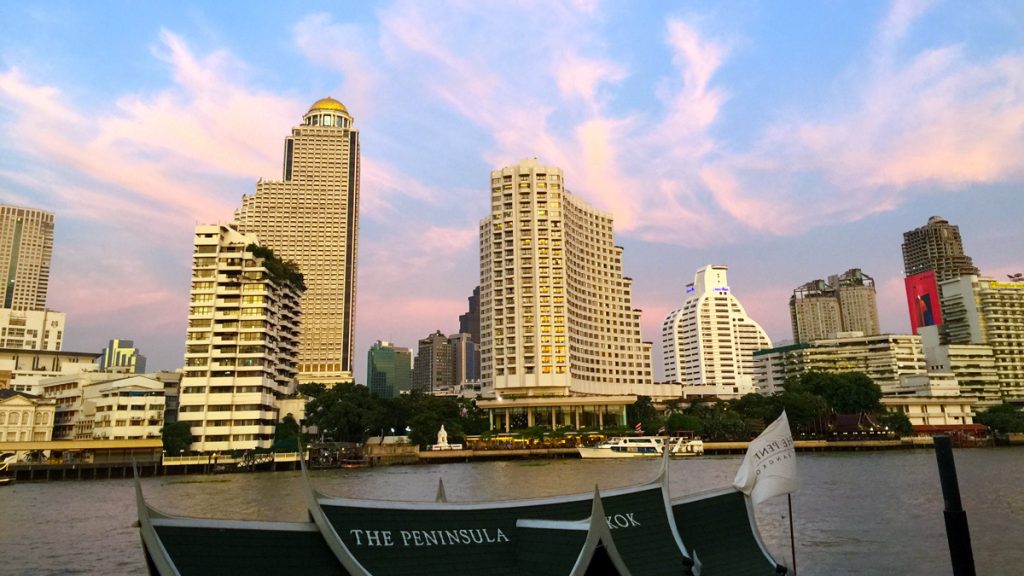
[0,32,318,360]
[552,52,627,110]
[701,3,1024,237]
[360,158,443,219]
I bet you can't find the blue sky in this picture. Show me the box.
[1,0,1021,380]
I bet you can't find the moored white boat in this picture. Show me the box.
[578,436,705,459]
[577,436,665,458]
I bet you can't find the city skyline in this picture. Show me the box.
[0,1,1021,382]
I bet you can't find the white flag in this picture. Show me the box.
[733,410,798,504]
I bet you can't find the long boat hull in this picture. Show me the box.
[135,456,785,576]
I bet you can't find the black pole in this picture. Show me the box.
[788,494,797,576]
[933,435,975,576]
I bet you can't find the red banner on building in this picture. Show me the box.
[905,271,943,334]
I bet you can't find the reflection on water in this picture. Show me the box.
[1,449,1021,575]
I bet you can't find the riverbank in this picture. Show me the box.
[6,435,1021,482]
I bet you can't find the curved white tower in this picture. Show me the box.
[661,265,771,398]
[479,159,653,396]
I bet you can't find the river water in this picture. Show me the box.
[1,449,1022,575]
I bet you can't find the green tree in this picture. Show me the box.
[777,389,829,434]
[665,412,703,435]
[703,407,748,441]
[381,391,471,448]
[877,411,914,436]
[272,414,302,452]
[297,382,327,399]
[627,396,659,432]
[975,404,1024,433]
[683,401,747,441]
[799,371,882,414]
[161,421,193,455]
[305,383,385,442]
[457,398,490,435]
[732,393,782,427]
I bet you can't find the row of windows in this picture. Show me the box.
[0,410,49,425]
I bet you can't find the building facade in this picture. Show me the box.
[98,338,147,373]
[458,286,482,379]
[479,159,652,398]
[91,376,165,440]
[40,373,169,440]
[0,308,64,351]
[790,269,880,343]
[902,216,979,282]
[754,334,926,395]
[413,331,454,394]
[941,276,1024,402]
[367,340,412,399]
[0,205,54,311]
[0,389,55,442]
[662,265,772,398]
[234,97,359,386]
[449,333,477,389]
[0,348,98,394]
[178,225,304,452]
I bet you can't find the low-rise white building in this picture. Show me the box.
[0,348,100,395]
[0,308,65,351]
[0,389,55,443]
[881,373,977,429]
[91,376,165,440]
[41,373,169,440]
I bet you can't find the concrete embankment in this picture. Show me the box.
[418,436,942,461]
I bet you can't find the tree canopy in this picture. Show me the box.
[975,404,1024,433]
[246,243,306,290]
[161,421,193,455]
[302,384,490,447]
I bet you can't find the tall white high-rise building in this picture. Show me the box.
[662,265,772,398]
[0,205,54,311]
[941,275,1024,401]
[235,97,359,386]
[178,225,303,452]
[479,159,652,397]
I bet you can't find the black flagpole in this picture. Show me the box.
[788,494,797,575]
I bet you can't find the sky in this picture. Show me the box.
[0,0,1021,381]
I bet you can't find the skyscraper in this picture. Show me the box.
[179,225,303,452]
[412,330,453,394]
[448,332,477,387]
[234,97,359,386]
[0,205,54,310]
[902,216,978,282]
[458,286,482,380]
[366,340,412,399]
[479,159,652,396]
[662,265,772,398]
[790,268,879,343]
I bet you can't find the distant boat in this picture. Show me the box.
[135,454,784,575]
[578,437,704,459]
